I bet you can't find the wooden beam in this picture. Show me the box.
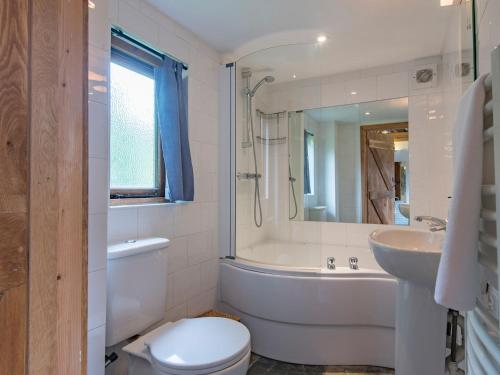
[0,1,29,374]
[29,0,88,374]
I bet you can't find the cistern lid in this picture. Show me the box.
[146,317,251,374]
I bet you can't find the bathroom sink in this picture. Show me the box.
[369,229,447,375]
[369,229,443,289]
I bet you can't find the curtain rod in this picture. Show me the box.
[111,27,188,70]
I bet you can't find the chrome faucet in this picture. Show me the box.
[327,257,336,270]
[349,257,359,270]
[414,216,447,232]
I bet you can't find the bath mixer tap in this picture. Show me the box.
[349,257,359,270]
[414,216,447,232]
[327,257,335,270]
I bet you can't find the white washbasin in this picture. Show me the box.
[369,229,448,375]
[369,229,444,290]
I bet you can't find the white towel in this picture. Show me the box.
[434,74,488,311]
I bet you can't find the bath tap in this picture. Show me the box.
[349,257,359,270]
[414,216,447,232]
[327,257,335,270]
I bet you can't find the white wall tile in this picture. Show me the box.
[89,158,109,215]
[166,303,187,322]
[174,204,202,237]
[187,231,212,265]
[200,202,218,232]
[108,206,138,243]
[200,259,219,291]
[320,82,346,107]
[345,77,377,104]
[173,265,201,304]
[117,1,159,47]
[167,237,188,274]
[89,101,109,159]
[377,72,409,100]
[87,325,106,375]
[88,213,107,272]
[88,47,109,105]
[346,224,381,248]
[88,270,107,331]
[199,142,218,173]
[157,30,192,65]
[137,205,174,239]
[187,289,216,317]
[289,221,321,244]
[320,222,347,246]
[89,0,110,51]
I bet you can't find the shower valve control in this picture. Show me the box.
[237,172,262,180]
[327,257,336,270]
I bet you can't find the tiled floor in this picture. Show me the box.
[247,354,395,375]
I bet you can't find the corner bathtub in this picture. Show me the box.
[218,241,396,368]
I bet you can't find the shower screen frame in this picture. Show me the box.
[219,62,237,259]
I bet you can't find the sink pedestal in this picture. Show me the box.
[396,280,447,375]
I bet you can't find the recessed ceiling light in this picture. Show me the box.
[317,35,327,43]
[292,74,297,79]
[364,112,371,116]
[351,91,357,95]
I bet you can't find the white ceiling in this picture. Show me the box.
[146,0,454,57]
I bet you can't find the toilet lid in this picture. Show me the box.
[145,317,251,375]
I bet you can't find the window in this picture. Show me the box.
[304,130,315,195]
[109,48,164,199]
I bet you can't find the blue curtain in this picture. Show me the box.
[304,130,312,194]
[155,56,194,201]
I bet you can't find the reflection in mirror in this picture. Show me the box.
[288,98,409,225]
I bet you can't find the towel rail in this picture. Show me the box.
[467,45,500,375]
[483,126,494,141]
[480,208,496,221]
[481,184,496,195]
[479,231,497,248]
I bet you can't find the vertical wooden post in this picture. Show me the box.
[0,1,29,374]
[29,0,88,374]
[0,1,87,374]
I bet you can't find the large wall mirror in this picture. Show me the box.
[233,0,475,242]
[288,98,410,225]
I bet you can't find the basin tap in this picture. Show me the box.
[414,216,447,232]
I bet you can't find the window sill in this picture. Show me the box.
[109,197,174,208]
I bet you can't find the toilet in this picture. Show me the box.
[106,238,251,375]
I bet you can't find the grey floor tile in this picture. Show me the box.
[247,354,395,375]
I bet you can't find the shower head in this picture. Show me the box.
[248,75,275,97]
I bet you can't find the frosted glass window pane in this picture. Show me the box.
[110,61,156,190]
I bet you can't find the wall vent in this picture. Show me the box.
[411,63,438,90]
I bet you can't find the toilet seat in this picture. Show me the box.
[145,317,251,375]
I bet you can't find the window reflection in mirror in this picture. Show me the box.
[288,97,409,225]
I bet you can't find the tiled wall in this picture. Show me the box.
[88,0,221,374]
[88,1,111,374]
[476,0,500,75]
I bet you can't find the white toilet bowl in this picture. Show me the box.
[123,317,251,375]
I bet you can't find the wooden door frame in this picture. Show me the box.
[360,122,408,223]
[0,1,88,374]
